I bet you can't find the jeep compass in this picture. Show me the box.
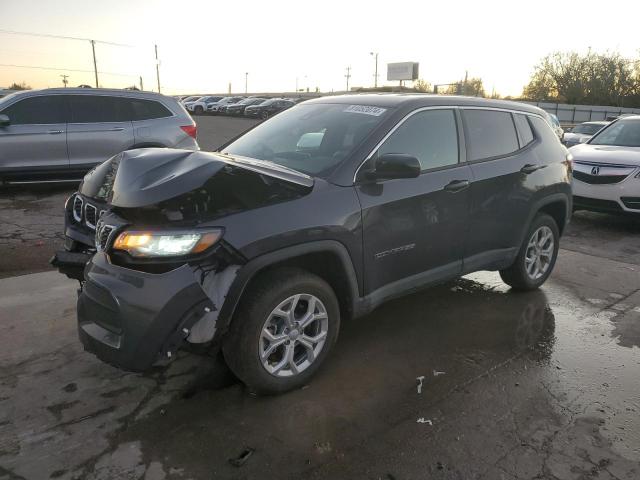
[53,94,572,394]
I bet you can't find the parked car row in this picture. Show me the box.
[176,94,299,119]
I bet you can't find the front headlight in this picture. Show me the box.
[112,229,222,257]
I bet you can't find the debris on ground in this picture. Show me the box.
[433,370,445,377]
[228,447,255,467]
[416,376,425,394]
[416,418,433,425]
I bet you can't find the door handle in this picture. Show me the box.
[47,129,64,134]
[444,179,470,193]
[520,164,546,174]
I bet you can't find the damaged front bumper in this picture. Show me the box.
[78,252,239,372]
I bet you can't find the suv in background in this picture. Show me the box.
[187,95,224,115]
[0,88,198,183]
[244,98,294,119]
[54,94,571,394]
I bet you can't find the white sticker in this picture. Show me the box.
[344,105,387,116]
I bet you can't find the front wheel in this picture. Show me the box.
[500,213,560,291]
[194,105,204,115]
[223,268,340,395]
[260,111,270,120]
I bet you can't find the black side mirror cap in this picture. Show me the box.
[0,114,9,127]
[368,153,421,180]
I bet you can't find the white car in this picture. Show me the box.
[187,96,224,115]
[570,116,640,215]
[206,96,244,114]
[563,121,608,148]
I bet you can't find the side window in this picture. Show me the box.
[377,109,459,171]
[463,109,519,161]
[2,95,66,125]
[128,99,172,121]
[69,95,129,123]
[513,113,535,147]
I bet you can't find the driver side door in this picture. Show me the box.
[355,108,472,297]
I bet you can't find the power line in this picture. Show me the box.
[0,63,136,78]
[0,29,134,47]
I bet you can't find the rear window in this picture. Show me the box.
[129,98,172,120]
[463,110,519,161]
[69,95,129,123]
[513,113,535,147]
[2,95,66,125]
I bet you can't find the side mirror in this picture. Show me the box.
[369,153,421,180]
[0,114,9,127]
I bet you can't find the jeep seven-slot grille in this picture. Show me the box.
[73,196,83,222]
[95,221,115,251]
[85,204,97,228]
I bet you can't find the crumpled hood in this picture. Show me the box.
[569,144,640,166]
[79,148,313,208]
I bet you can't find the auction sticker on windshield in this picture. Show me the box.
[344,105,387,116]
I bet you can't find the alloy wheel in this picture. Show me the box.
[524,226,554,280]
[259,293,329,377]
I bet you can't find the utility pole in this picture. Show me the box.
[90,40,98,87]
[139,76,144,91]
[345,66,351,92]
[228,82,231,94]
[463,70,468,96]
[370,52,379,88]
[245,72,248,94]
[155,44,161,93]
[60,74,69,87]
[295,77,299,92]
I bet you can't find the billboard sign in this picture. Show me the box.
[387,62,419,81]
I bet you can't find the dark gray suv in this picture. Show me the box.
[54,94,572,394]
[0,88,198,183]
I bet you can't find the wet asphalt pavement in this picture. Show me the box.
[1,115,639,479]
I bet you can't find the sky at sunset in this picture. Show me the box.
[1,0,639,96]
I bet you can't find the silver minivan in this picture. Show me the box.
[0,88,199,182]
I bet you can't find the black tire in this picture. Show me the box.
[500,213,560,291]
[194,105,204,115]
[260,111,269,120]
[223,268,340,395]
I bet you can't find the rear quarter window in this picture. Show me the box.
[463,109,519,161]
[129,98,173,121]
[513,113,535,147]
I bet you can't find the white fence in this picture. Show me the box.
[520,101,640,124]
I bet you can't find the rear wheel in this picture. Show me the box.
[261,111,270,120]
[223,268,340,395]
[500,213,559,291]
[194,105,204,115]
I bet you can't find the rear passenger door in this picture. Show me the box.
[67,95,134,170]
[0,95,69,173]
[357,108,472,295]
[461,109,538,271]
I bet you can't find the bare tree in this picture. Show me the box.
[413,79,432,93]
[8,82,31,90]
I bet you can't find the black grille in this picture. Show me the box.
[621,197,640,210]
[95,221,115,251]
[573,196,623,213]
[573,170,629,185]
[85,204,97,228]
[73,196,83,222]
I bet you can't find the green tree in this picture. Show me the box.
[8,82,31,90]
[446,77,485,97]
[522,51,640,106]
[413,79,432,93]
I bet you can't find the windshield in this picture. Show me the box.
[572,123,605,135]
[183,96,199,102]
[223,103,389,178]
[589,119,640,147]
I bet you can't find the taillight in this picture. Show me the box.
[180,125,197,139]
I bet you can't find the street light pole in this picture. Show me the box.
[345,66,351,92]
[90,40,99,87]
[155,44,161,93]
[370,52,379,88]
[245,72,248,94]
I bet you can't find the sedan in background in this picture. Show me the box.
[570,116,640,216]
[244,98,294,119]
[563,121,608,148]
[207,96,244,114]
[224,97,267,116]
